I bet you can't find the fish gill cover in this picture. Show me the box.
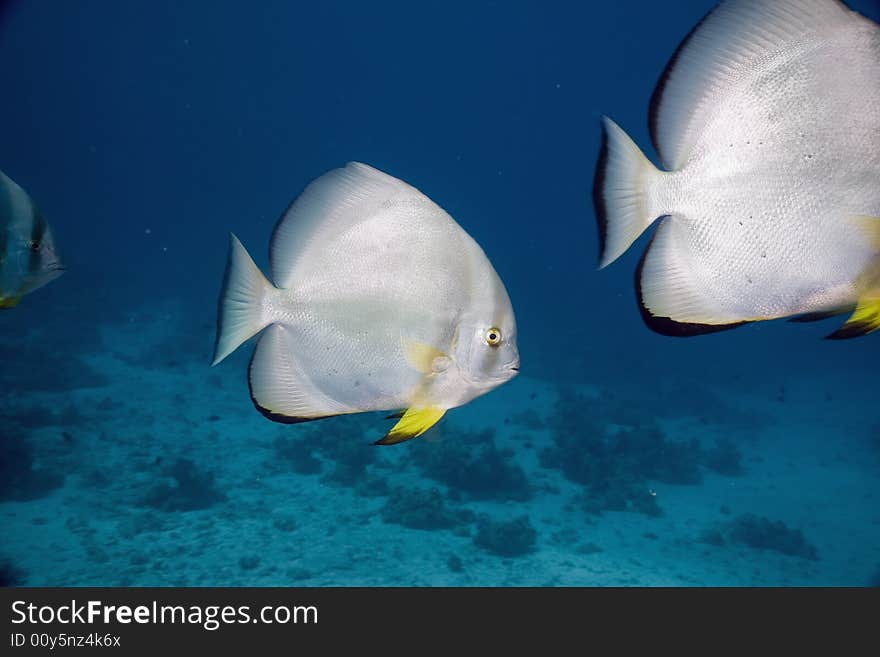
[0,0,878,586]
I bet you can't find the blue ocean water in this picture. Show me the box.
[1,0,878,586]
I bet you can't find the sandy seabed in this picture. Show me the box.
[2,300,878,587]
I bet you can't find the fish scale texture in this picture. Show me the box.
[253,163,518,417]
[645,12,880,323]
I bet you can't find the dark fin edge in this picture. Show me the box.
[825,320,878,340]
[647,9,714,163]
[374,431,419,447]
[634,234,748,338]
[788,309,849,324]
[246,349,331,424]
[591,125,610,267]
[375,411,437,446]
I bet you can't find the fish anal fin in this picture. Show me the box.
[252,408,332,425]
[375,406,446,445]
[639,310,748,337]
[0,296,21,309]
[248,324,351,423]
[636,218,750,336]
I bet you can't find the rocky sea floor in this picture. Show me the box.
[2,299,879,587]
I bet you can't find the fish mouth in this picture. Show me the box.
[510,366,520,372]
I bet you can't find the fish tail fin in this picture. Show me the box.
[594,116,666,269]
[827,217,880,340]
[212,233,275,365]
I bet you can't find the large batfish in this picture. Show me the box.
[213,162,520,444]
[594,0,880,338]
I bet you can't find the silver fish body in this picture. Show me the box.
[595,0,880,338]
[213,162,519,443]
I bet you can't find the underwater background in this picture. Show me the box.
[1,0,878,586]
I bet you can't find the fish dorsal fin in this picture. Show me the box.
[636,217,751,335]
[649,0,854,170]
[270,162,437,290]
[0,170,34,227]
[248,324,352,422]
[374,406,446,445]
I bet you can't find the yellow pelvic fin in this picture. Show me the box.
[827,290,880,339]
[827,218,880,339]
[375,406,446,445]
[827,261,880,339]
[403,339,448,375]
[0,296,21,309]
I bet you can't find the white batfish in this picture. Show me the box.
[212,162,519,444]
[594,0,880,338]
[0,169,64,308]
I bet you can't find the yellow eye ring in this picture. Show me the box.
[485,327,502,346]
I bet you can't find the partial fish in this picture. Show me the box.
[0,170,64,308]
[593,0,880,338]
[212,162,520,444]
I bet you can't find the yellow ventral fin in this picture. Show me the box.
[403,339,448,375]
[828,217,880,339]
[0,296,21,309]
[827,287,880,339]
[375,406,446,446]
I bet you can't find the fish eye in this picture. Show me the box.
[28,240,40,252]
[484,327,502,347]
